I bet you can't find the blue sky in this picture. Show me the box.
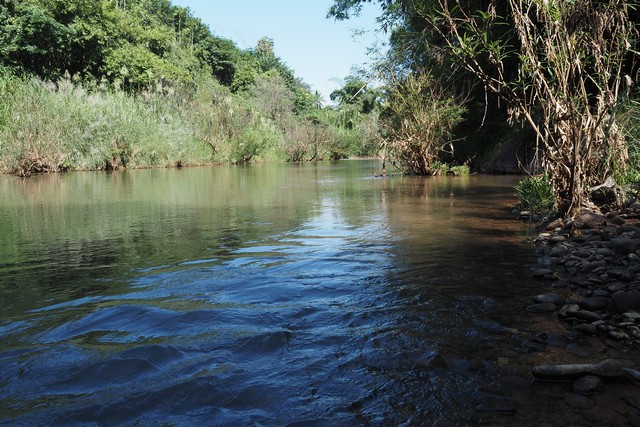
[170,0,385,102]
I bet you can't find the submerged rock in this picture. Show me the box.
[573,375,603,395]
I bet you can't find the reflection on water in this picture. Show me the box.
[0,161,571,424]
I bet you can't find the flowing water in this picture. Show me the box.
[0,160,588,425]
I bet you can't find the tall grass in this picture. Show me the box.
[0,72,333,175]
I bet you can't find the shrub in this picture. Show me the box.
[515,175,556,216]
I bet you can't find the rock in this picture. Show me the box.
[595,248,615,257]
[546,218,564,231]
[533,268,554,278]
[533,293,564,305]
[564,393,596,410]
[526,303,558,313]
[532,359,624,380]
[607,269,636,282]
[567,310,602,322]
[607,330,629,341]
[624,368,640,383]
[612,237,639,254]
[550,244,569,257]
[573,375,603,395]
[612,291,640,313]
[622,311,640,322]
[573,324,598,335]
[574,209,606,229]
[591,178,618,204]
[579,297,610,311]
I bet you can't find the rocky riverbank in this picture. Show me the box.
[521,200,640,422]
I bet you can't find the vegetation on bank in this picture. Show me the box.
[4,0,640,218]
[331,0,640,217]
[0,0,381,176]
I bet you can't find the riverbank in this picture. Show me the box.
[521,200,640,421]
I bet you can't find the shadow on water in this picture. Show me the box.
[1,161,625,425]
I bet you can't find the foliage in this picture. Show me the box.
[331,0,639,217]
[0,1,385,175]
[515,175,556,217]
[382,72,466,175]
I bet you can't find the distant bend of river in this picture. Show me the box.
[0,160,582,424]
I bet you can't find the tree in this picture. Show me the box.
[435,0,636,215]
[331,0,639,215]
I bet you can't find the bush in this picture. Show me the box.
[515,175,556,216]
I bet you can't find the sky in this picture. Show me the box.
[170,0,386,103]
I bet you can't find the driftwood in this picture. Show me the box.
[532,359,623,381]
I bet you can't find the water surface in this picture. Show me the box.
[0,160,569,425]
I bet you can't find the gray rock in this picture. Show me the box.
[623,368,640,383]
[607,269,636,282]
[567,310,603,322]
[612,237,639,254]
[532,359,623,380]
[579,297,610,311]
[550,244,569,257]
[573,375,603,395]
[612,291,640,313]
[526,303,558,313]
[533,293,564,305]
[595,248,615,257]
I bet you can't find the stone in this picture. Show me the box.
[579,297,610,311]
[550,244,569,257]
[533,293,564,305]
[546,218,564,231]
[623,368,640,383]
[573,324,598,335]
[607,269,636,282]
[612,291,640,313]
[563,393,596,410]
[574,209,606,229]
[532,359,623,380]
[595,248,615,257]
[526,303,558,313]
[612,237,639,254]
[573,375,603,395]
[567,310,602,322]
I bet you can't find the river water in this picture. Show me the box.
[0,160,579,425]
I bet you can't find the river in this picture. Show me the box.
[0,160,589,425]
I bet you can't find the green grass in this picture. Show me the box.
[0,70,379,175]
